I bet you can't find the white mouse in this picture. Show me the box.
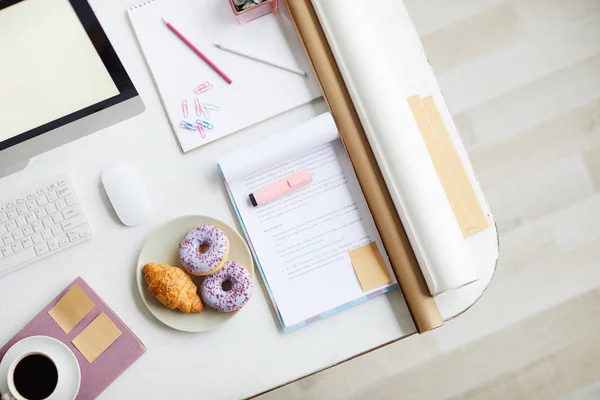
[101,164,151,226]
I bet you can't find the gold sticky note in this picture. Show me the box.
[349,242,392,292]
[48,284,95,334]
[408,95,489,237]
[72,312,122,363]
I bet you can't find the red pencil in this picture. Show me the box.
[161,18,233,85]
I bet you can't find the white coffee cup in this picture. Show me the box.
[2,350,60,400]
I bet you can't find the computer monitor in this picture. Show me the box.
[0,0,145,177]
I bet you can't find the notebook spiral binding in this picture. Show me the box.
[129,0,157,10]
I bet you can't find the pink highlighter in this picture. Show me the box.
[249,170,312,207]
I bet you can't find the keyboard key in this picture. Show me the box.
[7,209,18,219]
[2,234,13,245]
[56,234,69,247]
[42,217,52,228]
[57,179,68,186]
[61,215,84,232]
[65,195,76,206]
[25,213,36,223]
[46,192,58,202]
[16,205,26,215]
[0,247,36,270]
[76,226,92,240]
[52,213,63,224]
[45,203,57,214]
[36,197,48,207]
[0,204,5,211]
[51,226,62,236]
[35,208,47,219]
[62,207,78,220]
[16,196,25,204]
[11,242,23,253]
[79,230,91,239]
[36,188,46,196]
[6,201,16,208]
[67,231,80,242]
[32,221,43,232]
[47,183,57,191]
[1,246,13,257]
[27,192,37,199]
[26,200,37,211]
[6,221,17,231]
[0,212,7,223]
[22,225,34,236]
[0,225,6,235]
[31,233,43,244]
[57,187,71,197]
[41,230,53,240]
[56,200,67,210]
[12,230,24,241]
[47,239,59,251]
[16,216,26,227]
[34,243,49,256]
[21,237,33,248]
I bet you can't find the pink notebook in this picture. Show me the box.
[0,277,145,400]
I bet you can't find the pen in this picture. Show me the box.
[249,170,312,207]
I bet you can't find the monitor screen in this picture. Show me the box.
[0,0,137,150]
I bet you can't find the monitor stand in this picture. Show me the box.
[0,159,30,179]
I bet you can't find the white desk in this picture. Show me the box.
[0,0,498,398]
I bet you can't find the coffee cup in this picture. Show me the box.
[2,351,60,400]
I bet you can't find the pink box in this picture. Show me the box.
[228,0,278,24]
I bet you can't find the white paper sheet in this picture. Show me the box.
[312,0,478,295]
[128,0,321,152]
[219,113,397,330]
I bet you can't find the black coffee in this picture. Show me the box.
[13,354,58,400]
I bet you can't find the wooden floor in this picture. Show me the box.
[259,0,600,398]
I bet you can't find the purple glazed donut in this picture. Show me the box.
[201,261,253,312]
[179,225,229,276]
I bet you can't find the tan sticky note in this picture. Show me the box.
[72,312,122,363]
[48,284,95,334]
[408,95,489,237]
[349,242,392,292]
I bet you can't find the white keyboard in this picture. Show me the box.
[0,176,92,276]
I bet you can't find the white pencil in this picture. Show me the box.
[214,43,307,76]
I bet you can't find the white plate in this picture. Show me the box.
[0,336,81,400]
[136,215,254,332]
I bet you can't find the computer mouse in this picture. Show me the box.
[101,164,151,226]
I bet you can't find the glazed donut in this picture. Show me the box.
[179,225,229,276]
[201,261,253,312]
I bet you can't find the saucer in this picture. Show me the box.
[0,336,80,400]
[136,215,254,332]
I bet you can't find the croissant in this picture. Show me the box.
[143,262,204,313]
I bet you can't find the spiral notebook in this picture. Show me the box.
[127,0,321,152]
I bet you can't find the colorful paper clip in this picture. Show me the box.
[202,103,220,111]
[194,98,202,117]
[196,119,214,131]
[195,120,206,139]
[192,81,214,94]
[200,102,220,120]
[181,100,189,118]
[180,120,196,130]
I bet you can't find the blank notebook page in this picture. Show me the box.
[128,0,321,152]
